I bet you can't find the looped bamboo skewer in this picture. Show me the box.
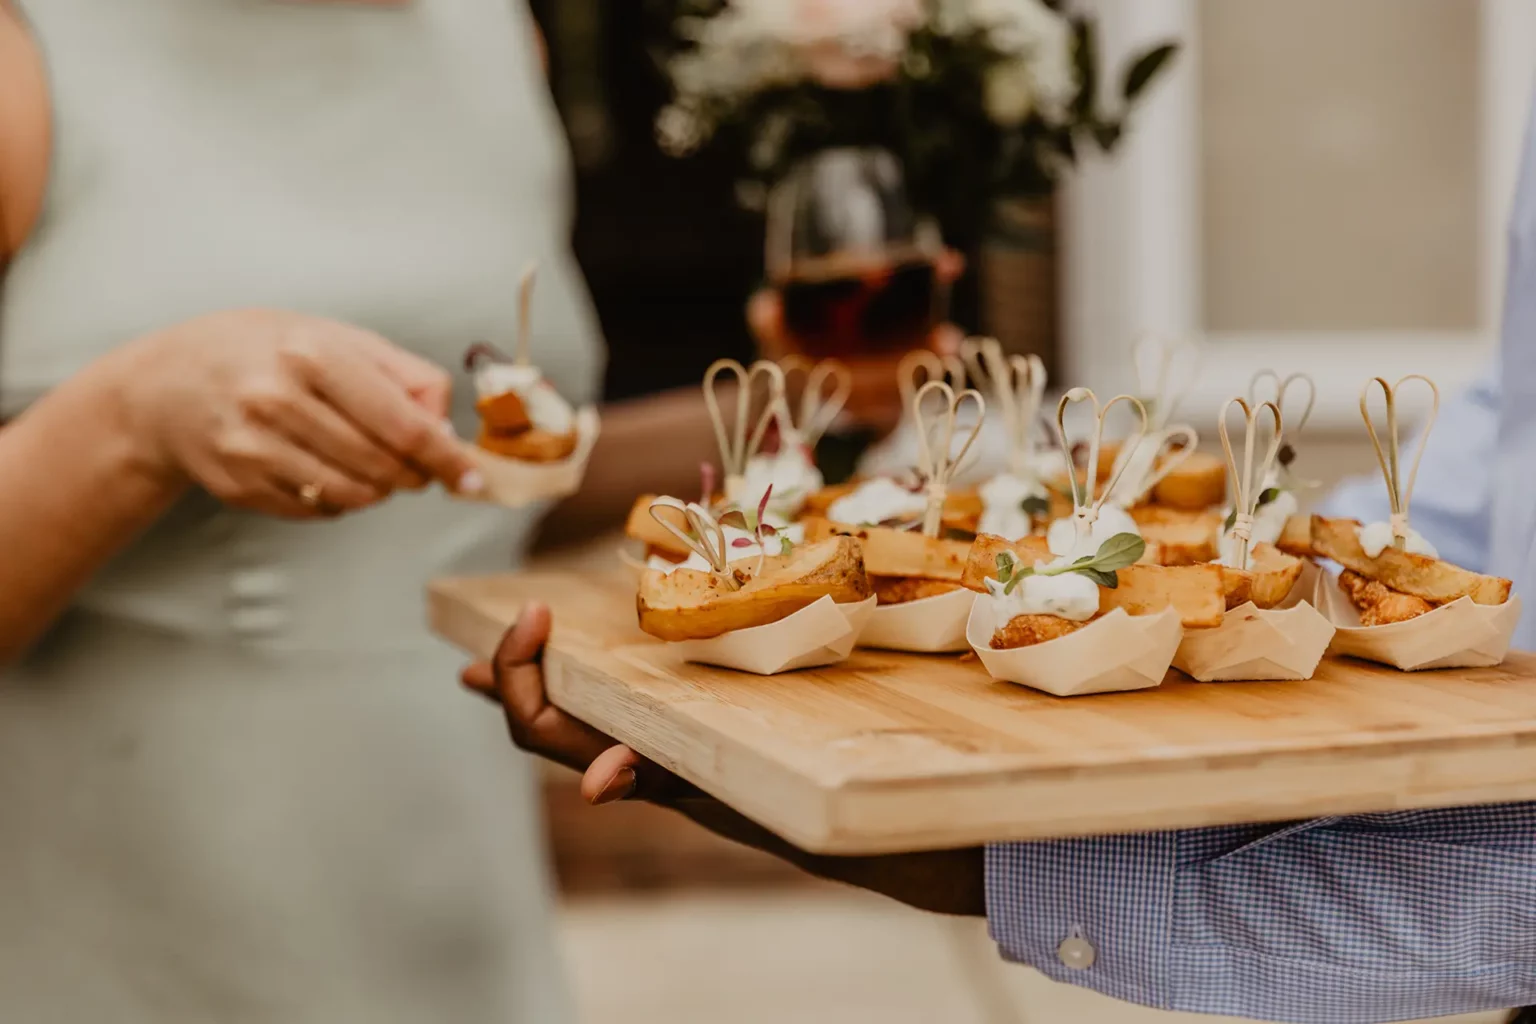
[703,359,787,502]
[1217,398,1284,571]
[897,350,965,415]
[1248,370,1316,441]
[515,262,538,367]
[970,337,1046,479]
[911,380,986,538]
[779,355,851,449]
[1133,334,1201,430]
[647,497,761,590]
[1359,376,1441,551]
[1055,389,1149,551]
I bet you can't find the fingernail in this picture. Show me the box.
[457,469,486,495]
[592,767,636,806]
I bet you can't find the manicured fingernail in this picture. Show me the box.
[458,470,486,495]
[592,767,636,806]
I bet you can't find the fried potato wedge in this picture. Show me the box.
[1221,544,1305,610]
[1338,569,1434,626]
[625,495,693,560]
[1275,515,1314,558]
[870,576,963,605]
[637,536,871,642]
[802,519,973,581]
[962,534,1225,628]
[1131,506,1221,566]
[476,391,532,435]
[476,425,578,462]
[1311,516,1512,606]
[1150,450,1227,510]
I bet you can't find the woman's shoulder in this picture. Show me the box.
[0,2,49,261]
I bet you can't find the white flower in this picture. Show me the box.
[941,0,1078,122]
[984,61,1034,125]
[656,104,707,156]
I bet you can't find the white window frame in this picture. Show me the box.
[1059,0,1536,431]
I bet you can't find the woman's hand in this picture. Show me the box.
[114,309,482,518]
[462,604,985,917]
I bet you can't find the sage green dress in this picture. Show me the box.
[0,2,602,1021]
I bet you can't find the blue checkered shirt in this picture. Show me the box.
[985,93,1536,1022]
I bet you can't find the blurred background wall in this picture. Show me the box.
[524,1,1533,1022]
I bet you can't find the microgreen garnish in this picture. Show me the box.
[1277,443,1297,469]
[717,486,795,557]
[1223,487,1282,532]
[699,462,717,508]
[1019,495,1051,518]
[994,533,1146,594]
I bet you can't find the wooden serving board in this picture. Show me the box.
[429,571,1536,855]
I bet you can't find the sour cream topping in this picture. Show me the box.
[1045,503,1142,561]
[1358,521,1438,559]
[828,477,927,526]
[476,363,575,435]
[978,472,1048,541]
[984,557,1100,623]
[741,448,824,519]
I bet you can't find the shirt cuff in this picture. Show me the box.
[985,833,1176,1009]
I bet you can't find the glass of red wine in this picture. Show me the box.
[766,148,947,360]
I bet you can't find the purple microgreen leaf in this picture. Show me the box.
[463,342,510,372]
[717,510,749,531]
[730,537,756,548]
[757,485,774,524]
[699,462,717,506]
[759,522,778,537]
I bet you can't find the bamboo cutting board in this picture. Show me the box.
[429,571,1536,855]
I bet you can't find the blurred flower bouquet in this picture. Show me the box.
[655,0,1178,232]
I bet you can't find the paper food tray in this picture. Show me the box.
[461,406,601,509]
[1313,570,1522,671]
[1174,561,1336,682]
[965,601,1182,697]
[858,588,976,653]
[672,596,878,675]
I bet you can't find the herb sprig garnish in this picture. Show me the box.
[994,533,1146,593]
[1019,494,1051,519]
[717,485,794,557]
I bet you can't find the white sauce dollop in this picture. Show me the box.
[741,448,824,520]
[984,557,1100,623]
[828,477,927,526]
[978,472,1048,541]
[1358,521,1438,559]
[475,364,575,435]
[1045,503,1142,560]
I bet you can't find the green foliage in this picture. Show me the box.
[994,532,1145,594]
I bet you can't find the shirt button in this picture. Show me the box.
[1057,936,1096,970]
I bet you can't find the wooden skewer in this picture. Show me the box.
[1216,397,1284,571]
[974,337,1046,479]
[1359,376,1441,551]
[1249,370,1317,442]
[648,497,756,590]
[1054,388,1149,551]
[897,350,965,418]
[1132,333,1201,430]
[779,356,852,449]
[911,381,986,538]
[516,262,538,368]
[702,359,787,502]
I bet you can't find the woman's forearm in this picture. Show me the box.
[0,348,186,660]
[537,386,728,547]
